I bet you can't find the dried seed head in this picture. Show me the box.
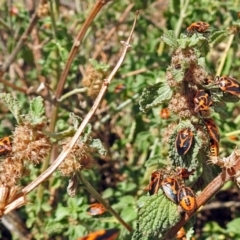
[168,93,194,118]
[12,125,51,164]
[0,157,24,186]
[37,3,49,18]
[184,64,209,85]
[162,122,178,144]
[82,65,106,98]
[59,139,95,176]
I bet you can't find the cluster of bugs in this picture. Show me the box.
[173,22,240,160]
[145,167,196,212]
[150,22,240,236]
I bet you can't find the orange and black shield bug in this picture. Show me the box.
[161,177,180,203]
[203,118,220,143]
[175,167,195,180]
[175,129,194,155]
[177,187,196,212]
[0,136,12,156]
[114,84,125,93]
[215,75,240,97]
[186,21,210,35]
[209,139,219,157]
[193,90,212,112]
[78,228,120,240]
[160,108,170,119]
[176,227,186,239]
[87,203,106,216]
[145,170,163,195]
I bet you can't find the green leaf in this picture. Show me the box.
[55,205,71,221]
[178,34,208,49]
[102,188,114,199]
[25,96,46,125]
[137,190,181,238]
[0,93,22,124]
[89,58,109,72]
[88,138,106,155]
[161,30,178,49]
[139,82,173,113]
[209,30,229,47]
[121,206,137,222]
[226,218,240,235]
[69,112,83,130]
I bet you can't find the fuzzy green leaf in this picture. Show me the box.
[89,58,109,72]
[168,121,202,170]
[25,97,46,125]
[161,30,178,49]
[88,138,106,155]
[139,82,173,113]
[69,112,83,130]
[137,190,181,238]
[209,30,229,47]
[0,93,22,124]
[178,34,208,49]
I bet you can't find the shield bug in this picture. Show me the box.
[77,228,120,240]
[193,90,212,112]
[160,108,170,119]
[203,118,220,143]
[88,203,106,216]
[0,136,12,156]
[161,177,180,203]
[186,21,210,36]
[215,75,240,97]
[145,170,163,195]
[209,139,219,157]
[175,129,194,155]
[176,227,186,239]
[175,167,195,180]
[177,187,196,212]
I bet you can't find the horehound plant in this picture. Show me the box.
[135,22,240,239]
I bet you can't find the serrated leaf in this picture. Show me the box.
[137,191,180,238]
[82,123,92,142]
[209,30,229,47]
[88,138,106,155]
[69,112,83,130]
[0,93,22,124]
[139,82,173,113]
[213,102,228,120]
[25,97,46,125]
[168,121,201,170]
[161,30,178,49]
[178,34,208,49]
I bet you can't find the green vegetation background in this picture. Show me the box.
[0,0,240,239]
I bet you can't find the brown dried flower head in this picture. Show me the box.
[82,65,107,98]
[58,138,95,176]
[12,124,51,165]
[168,93,194,118]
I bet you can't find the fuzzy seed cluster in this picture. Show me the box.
[58,138,94,176]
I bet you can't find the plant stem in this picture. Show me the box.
[216,34,234,76]
[174,0,190,37]
[78,172,132,232]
